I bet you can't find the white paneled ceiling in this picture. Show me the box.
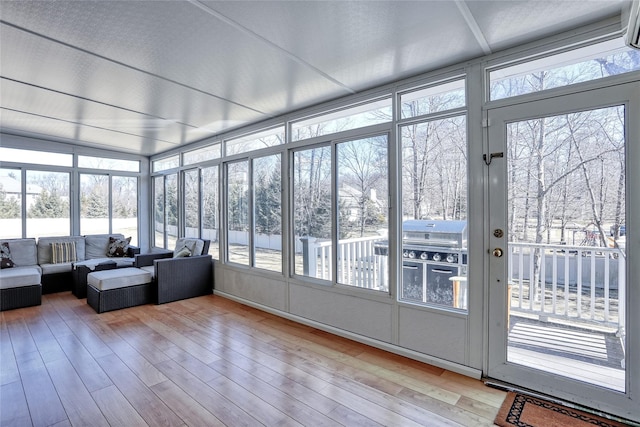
[0,0,631,156]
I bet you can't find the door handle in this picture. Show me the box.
[493,248,504,257]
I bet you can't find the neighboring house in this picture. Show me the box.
[339,184,378,222]
[0,173,43,208]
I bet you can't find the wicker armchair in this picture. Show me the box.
[134,239,213,304]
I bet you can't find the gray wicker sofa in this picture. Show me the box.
[0,234,139,311]
[37,233,139,295]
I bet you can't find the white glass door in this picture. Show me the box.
[487,82,639,420]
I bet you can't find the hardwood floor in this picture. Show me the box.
[1,292,506,426]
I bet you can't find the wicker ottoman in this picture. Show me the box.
[87,268,152,313]
[0,267,42,311]
[72,260,117,299]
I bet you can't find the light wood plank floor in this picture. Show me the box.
[1,292,506,426]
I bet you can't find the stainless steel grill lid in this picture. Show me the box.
[402,220,467,248]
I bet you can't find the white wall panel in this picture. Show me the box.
[289,283,393,342]
[398,306,467,365]
[216,267,287,312]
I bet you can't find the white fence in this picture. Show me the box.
[301,237,625,336]
[301,235,388,291]
[508,242,625,334]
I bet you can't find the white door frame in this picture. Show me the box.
[485,81,639,422]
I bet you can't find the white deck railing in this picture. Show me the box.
[301,237,626,336]
[508,242,625,335]
[300,235,388,291]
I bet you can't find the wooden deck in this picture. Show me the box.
[1,292,506,427]
[508,316,625,392]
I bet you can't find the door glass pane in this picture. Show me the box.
[26,171,70,238]
[293,146,332,279]
[153,176,165,248]
[254,155,282,272]
[184,170,200,238]
[166,174,178,250]
[202,166,219,259]
[0,169,22,239]
[336,135,389,291]
[112,176,138,246]
[80,174,109,235]
[506,106,626,392]
[400,115,468,310]
[227,161,249,265]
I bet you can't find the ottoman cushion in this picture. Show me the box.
[88,268,151,291]
[0,267,42,289]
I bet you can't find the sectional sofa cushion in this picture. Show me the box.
[87,267,151,291]
[85,234,125,259]
[0,267,41,289]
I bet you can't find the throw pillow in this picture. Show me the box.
[51,242,77,264]
[107,236,131,257]
[174,246,192,258]
[1,242,16,269]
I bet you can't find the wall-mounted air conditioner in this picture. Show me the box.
[626,0,640,48]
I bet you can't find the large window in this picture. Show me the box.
[253,154,282,272]
[293,145,332,279]
[112,176,138,245]
[26,171,70,238]
[184,169,200,238]
[80,174,109,235]
[202,166,219,260]
[153,174,178,250]
[81,173,138,244]
[166,174,178,250]
[0,169,22,239]
[0,148,141,241]
[227,161,249,265]
[337,136,389,290]
[153,176,165,248]
[400,114,468,309]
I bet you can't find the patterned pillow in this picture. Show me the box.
[51,242,77,264]
[107,236,131,257]
[1,242,16,269]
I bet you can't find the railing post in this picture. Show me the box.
[617,253,626,342]
[300,237,317,277]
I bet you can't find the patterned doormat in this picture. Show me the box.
[494,392,631,427]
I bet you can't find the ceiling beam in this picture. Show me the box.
[454,0,492,55]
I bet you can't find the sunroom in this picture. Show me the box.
[1,1,639,425]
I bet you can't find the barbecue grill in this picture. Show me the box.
[375,220,468,307]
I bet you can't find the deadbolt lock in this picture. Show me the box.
[493,248,504,257]
[493,229,504,238]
